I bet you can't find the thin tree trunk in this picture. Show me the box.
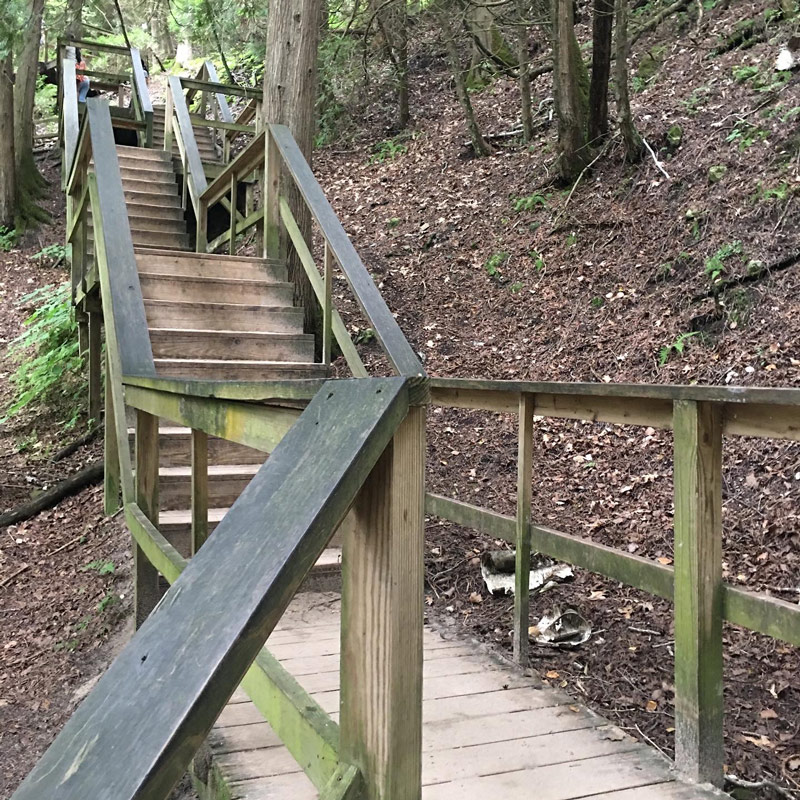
[440,16,491,156]
[112,0,132,48]
[517,0,534,141]
[0,56,16,229]
[614,0,642,161]
[66,0,85,38]
[552,0,589,180]
[261,0,322,341]
[588,0,613,144]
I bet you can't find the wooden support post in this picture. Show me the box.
[229,174,237,256]
[245,178,253,217]
[181,149,188,211]
[673,400,724,787]
[135,410,161,629]
[164,89,173,154]
[88,311,102,423]
[77,312,89,356]
[196,198,208,254]
[323,240,333,366]
[340,405,425,800]
[191,429,209,555]
[103,352,120,516]
[263,127,281,261]
[514,392,534,665]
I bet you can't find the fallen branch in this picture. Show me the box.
[0,462,104,529]
[642,137,671,180]
[51,424,102,463]
[691,250,800,302]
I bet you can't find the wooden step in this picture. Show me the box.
[143,300,304,333]
[89,230,191,250]
[159,464,261,510]
[115,146,173,164]
[138,273,294,305]
[149,329,315,362]
[89,210,186,234]
[123,182,182,199]
[153,359,328,380]
[125,204,185,222]
[134,249,286,282]
[128,426,267,467]
[119,165,178,182]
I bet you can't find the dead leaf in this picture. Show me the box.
[646,700,658,712]
[760,708,778,720]
[656,557,673,565]
[546,670,560,679]
[600,726,627,741]
[468,592,483,604]
[741,734,776,750]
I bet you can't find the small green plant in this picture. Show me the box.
[758,182,791,202]
[509,282,524,294]
[656,262,673,282]
[682,85,711,116]
[97,593,118,613]
[659,332,699,366]
[732,64,759,83]
[704,240,743,282]
[3,283,86,425]
[30,243,67,266]
[726,120,768,151]
[370,137,408,164]
[725,287,753,328]
[512,193,548,212]
[0,227,16,251]
[386,217,401,229]
[81,560,116,576]
[484,251,508,278]
[590,296,604,309]
[565,232,577,247]
[354,327,375,345]
[528,249,546,271]
[780,106,800,123]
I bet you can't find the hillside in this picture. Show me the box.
[314,1,800,794]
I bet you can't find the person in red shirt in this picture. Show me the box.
[76,48,90,103]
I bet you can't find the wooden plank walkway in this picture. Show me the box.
[206,594,725,800]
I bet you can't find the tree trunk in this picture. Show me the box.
[467,2,517,86]
[517,0,534,142]
[66,0,85,38]
[372,0,410,129]
[614,0,642,161]
[14,0,45,174]
[150,0,175,59]
[588,0,613,144]
[551,0,589,181]
[261,0,322,341]
[0,56,16,229]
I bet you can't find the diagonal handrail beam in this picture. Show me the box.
[12,377,412,800]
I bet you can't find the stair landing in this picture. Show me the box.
[198,595,726,800]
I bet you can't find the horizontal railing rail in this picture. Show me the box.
[426,377,800,788]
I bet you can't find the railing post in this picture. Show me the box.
[228,173,237,256]
[673,399,724,787]
[196,196,208,253]
[103,352,120,516]
[323,240,333,366]
[135,410,161,629]
[514,392,534,664]
[164,88,173,154]
[263,127,281,261]
[191,429,209,555]
[340,404,425,800]
[88,310,102,423]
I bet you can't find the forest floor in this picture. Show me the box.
[1,0,799,796]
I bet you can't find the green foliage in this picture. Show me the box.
[512,193,548,212]
[732,64,759,83]
[0,227,17,251]
[704,240,742,282]
[682,85,711,116]
[565,232,577,247]
[725,120,768,151]
[509,281,524,294]
[369,137,408,164]
[354,327,375,345]
[484,251,508,278]
[81,560,116,576]
[659,332,699,366]
[30,243,67,266]
[34,75,57,121]
[387,217,401,229]
[97,593,118,613]
[753,182,792,203]
[590,296,604,309]
[528,249,546,272]
[732,63,793,94]
[315,34,361,147]
[3,283,86,426]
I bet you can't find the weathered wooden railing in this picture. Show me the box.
[196,124,424,379]
[58,39,154,184]
[426,378,800,787]
[17,95,426,800]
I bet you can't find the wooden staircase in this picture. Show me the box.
[152,103,220,163]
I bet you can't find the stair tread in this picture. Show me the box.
[149,328,310,339]
[144,299,299,312]
[139,272,292,288]
[134,248,282,266]
[155,358,322,366]
[159,464,262,478]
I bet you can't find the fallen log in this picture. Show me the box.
[0,461,104,529]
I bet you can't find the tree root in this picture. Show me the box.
[51,424,102,463]
[0,461,104,529]
[691,250,800,303]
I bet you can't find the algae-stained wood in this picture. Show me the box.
[672,400,723,787]
[135,411,161,629]
[11,378,410,800]
[514,393,534,665]
[123,384,301,454]
[341,405,425,800]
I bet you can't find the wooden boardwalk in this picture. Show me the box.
[204,594,724,800]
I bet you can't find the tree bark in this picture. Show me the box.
[551,0,589,180]
[14,0,45,175]
[0,56,15,229]
[66,0,85,38]
[614,0,642,161]
[261,0,323,341]
[371,0,410,128]
[588,0,613,144]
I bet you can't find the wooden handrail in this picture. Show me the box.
[168,75,208,219]
[181,76,262,100]
[12,377,412,799]
[201,129,265,206]
[130,47,153,147]
[203,60,233,123]
[61,59,79,186]
[269,124,424,377]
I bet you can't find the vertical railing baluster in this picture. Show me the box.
[103,351,120,516]
[135,410,161,629]
[164,87,173,154]
[229,173,237,256]
[191,429,209,555]
[263,127,281,261]
[323,240,333,367]
[514,392,534,664]
[88,310,101,423]
[673,399,724,787]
